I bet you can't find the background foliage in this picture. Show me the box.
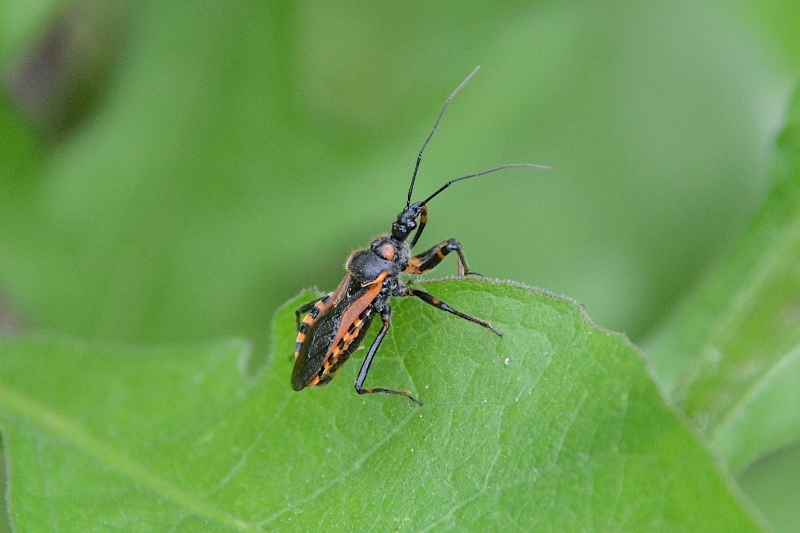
[1,0,799,530]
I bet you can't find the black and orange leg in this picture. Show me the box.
[354,309,422,405]
[409,205,428,247]
[295,297,324,330]
[405,238,481,277]
[405,287,502,336]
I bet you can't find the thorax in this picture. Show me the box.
[346,236,410,285]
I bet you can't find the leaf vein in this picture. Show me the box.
[0,382,254,531]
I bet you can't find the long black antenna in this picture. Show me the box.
[406,66,481,208]
[420,164,550,206]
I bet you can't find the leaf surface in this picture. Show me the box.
[0,281,760,530]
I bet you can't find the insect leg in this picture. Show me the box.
[354,309,422,406]
[404,287,502,336]
[295,297,324,330]
[404,238,481,277]
[409,205,428,247]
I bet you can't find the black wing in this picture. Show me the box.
[292,281,375,390]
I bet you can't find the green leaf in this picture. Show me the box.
[0,281,760,530]
[647,85,800,475]
[739,443,800,533]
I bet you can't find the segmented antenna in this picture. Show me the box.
[420,163,550,206]
[406,66,481,207]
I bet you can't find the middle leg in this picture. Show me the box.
[354,308,422,405]
[404,287,502,336]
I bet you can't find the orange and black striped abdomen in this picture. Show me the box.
[291,273,386,391]
[294,296,329,362]
[292,273,354,390]
[292,296,343,390]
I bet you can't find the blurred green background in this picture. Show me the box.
[1,0,799,529]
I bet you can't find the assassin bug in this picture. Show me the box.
[292,66,548,405]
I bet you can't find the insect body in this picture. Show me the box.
[292,66,548,405]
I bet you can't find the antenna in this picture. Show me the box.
[420,164,550,206]
[406,66,481,208]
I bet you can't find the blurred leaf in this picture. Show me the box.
[0,0,61,63]
[647,84,800,476]
[0,281,760,530]
[0,1,773,351]
[739,442,800,533]
[733,0,800,71]
[3,1,129,137]
[713,345,800,476]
